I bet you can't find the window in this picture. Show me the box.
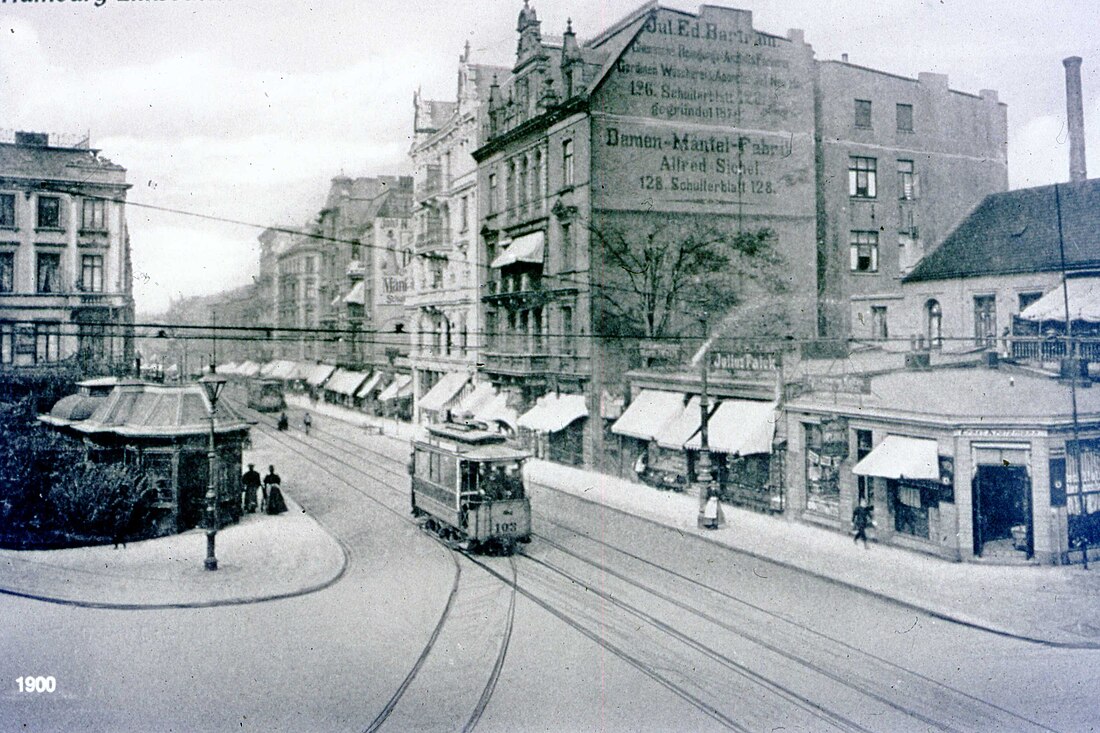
[897,160,916,200]
[36,252,60,293]
[0,322,11,364]
[561,305,574,355]
[855,429,874,503]
[560,221,572,272]
[848,157,877,198]
[489,173,498,213]
[898,232,919,275]
[849,231,879,272]
[0,194,14,228]
[926,299,943,349]
[505,161,515,213]
[0,252,12,293]
[519,156,529,206]
[562,139,575,187]
[459,195,469,232]
[1018,292,1043,312]
[81,254,104,292]
[974,295,997,347]
[82,198,107,231]
[896,103,914,133]
[870,306,888,340]
[351,243,360,261]
[854,99,872,129]
[37,196,61,229]
[35,322,60,363]
[891,479,933,538]
[532,149,543,204]
[305,256,316,274]
[804,421,842,518]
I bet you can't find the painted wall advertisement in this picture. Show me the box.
[374,223,412,307]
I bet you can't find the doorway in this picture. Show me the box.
[973,464,1031,557]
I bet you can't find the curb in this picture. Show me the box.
[531,479,1100,650]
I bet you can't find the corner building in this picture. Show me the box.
[474,3,1007,468]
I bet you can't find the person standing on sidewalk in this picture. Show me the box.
[852,498,874,548]
[262,465,281,513]
[303,412,312,436]
[241,463,262,513]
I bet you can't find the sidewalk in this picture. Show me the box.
[0,494,347,609]
[525,459,1100,649]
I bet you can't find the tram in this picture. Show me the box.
[409,417,531,553]
[246,378,286,413]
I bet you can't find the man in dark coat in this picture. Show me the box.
[852,499,874,548]
[241,463,261,513]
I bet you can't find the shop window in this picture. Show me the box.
[0,194,14,228]
[804,419,847,518]
[889,479,936,539]
[0,252,12,293]
[896,103,914,133]
[854,99,872,129]
[973,295,997,347]
[37,196,61,229]
[848,157,877,198]
[849,231,879,272]
[1067,441,1100,546]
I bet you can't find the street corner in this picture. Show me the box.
[0,494,347,610]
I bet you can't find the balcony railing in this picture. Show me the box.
[415,221,447,253]
[415,164,443,202]
[482,351,552,376]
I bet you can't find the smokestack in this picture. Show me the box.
[1064,56,1087,183]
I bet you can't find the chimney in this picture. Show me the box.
[1064,56,1087,183]
[14,131,48,147]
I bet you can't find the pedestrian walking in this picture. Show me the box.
[241,463,261,513]
[852,498,874,548]
[303,412,312,436]
[262,465,281,513]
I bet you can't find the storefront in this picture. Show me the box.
[517,393,588,466]
[784,366,1100,563]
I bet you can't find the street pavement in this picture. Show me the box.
[4,392,1098,647]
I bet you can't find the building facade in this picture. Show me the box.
[408,47,508,423]
[275,231,325,362]
[0,131,134,371]
[473,3,1007,469]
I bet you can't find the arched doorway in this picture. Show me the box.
[926,299,943,350]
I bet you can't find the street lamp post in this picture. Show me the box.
[695,313,722,529]
[199,366,227,571]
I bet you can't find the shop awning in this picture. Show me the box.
[236,361,261,377]
[518,393,588,433]
[474,392,518,430]
[1019,278,1100,323]
[611,390,686,441]
[218,362,239,375]
[343,281,366,306]
[305,364,337,387]
[490,231,545,268]
[456,382,497,416]
[419,372,471,413]
[655,396,705,450]
[853,436,939,480]
[266,360,302,380]
[685,400,777,456]
[378,374,412,402]
[355,372,384,399]
[325,369,369,396]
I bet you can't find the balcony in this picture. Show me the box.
[347,260,365,279]
[414,164,443,202]
[482,351,552,377]
[415,219,447,253]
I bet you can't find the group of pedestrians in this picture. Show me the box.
[241,463,287,516]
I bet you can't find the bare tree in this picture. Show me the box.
[590,219,791,346]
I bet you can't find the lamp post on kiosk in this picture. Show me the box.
[199,364,227,571]
[693,313,723,529]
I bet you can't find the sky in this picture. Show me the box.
[1,0,1097,315]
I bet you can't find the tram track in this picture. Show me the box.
[233,401,517,733]
[249,401,1059,732]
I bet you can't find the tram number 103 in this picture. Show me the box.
[17,676,56,693]
[494,522,518,535]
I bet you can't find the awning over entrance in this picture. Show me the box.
[655,396,704,450]
[355,372,384,400]
[611,389,686,441]
[1019,278,1100,323]
[490,231,545,268]
[456,382,497,415]
[378,374,412,402]
[518,393,588,433]
[305,364,337,387]
[685,400,777,456]
[325,369,369,396]
[343,281,366,306]
[853,436,939,480]
[419,372,471,413]
[474,392,518,430]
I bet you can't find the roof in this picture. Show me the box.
[905,178,1100,283]
[786,367,1100,425]
[0,141,128,186]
